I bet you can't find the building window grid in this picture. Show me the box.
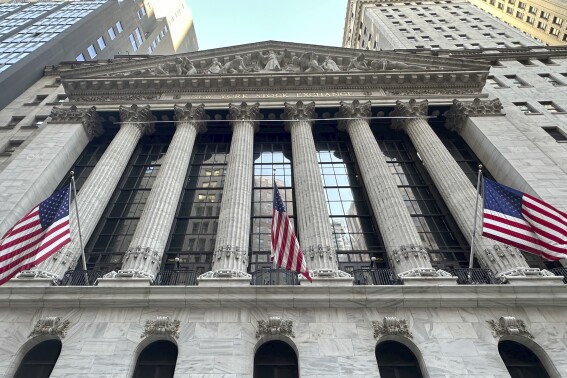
[539,74,563,86]
[84,133,171,272]
[163,132,230,274]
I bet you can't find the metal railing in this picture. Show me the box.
[551,268,567,284]
[351,268,401,285]
[250,268,299,285]
[452,268,498,285]
[61,270,106,286]
[154,270,198,286]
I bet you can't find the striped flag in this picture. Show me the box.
[482,178,567,261]
[271,183,312,282]
[0,187,71,285]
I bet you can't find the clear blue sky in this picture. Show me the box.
[186,0,348,51]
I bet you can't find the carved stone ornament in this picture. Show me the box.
[391,99,429,130]
[212,245,249,265]
[372,317,413,339]
[119,104,155,135]
[49,105,103,140]
[29,316,70,338]
[384,88,480,96]
[487,316,533,339]
[398,267,453,278]
[173,103,207,132]
[256,316,295,339]
[391,244,430,264]
[228,102,260,130]
[337,100,372,130]
[445,98,504,132]
[73,94,159,102]
[283,100,316,121]
[141,316,180,339]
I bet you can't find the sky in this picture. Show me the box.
[186,0,349,51]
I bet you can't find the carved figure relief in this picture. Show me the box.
[256,316,295,339]
[29,316,70,338]
[206,58,223,74]
[259,50,286,71]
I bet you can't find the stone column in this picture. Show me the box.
[107,104,206,285]
[198,102,258,286]
[283,101,351,285]
[394,99,561,285]
[338,100,454,284]
[21,105,154,285]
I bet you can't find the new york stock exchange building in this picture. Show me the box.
[1,41,567,377]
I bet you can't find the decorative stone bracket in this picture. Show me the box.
[487,316,533,339]
[256,316,295,339]
[445,98,503,132]
[141,316,180,339]
[49,105,103,140]
[29,316,70,338]
[372,317,413,339]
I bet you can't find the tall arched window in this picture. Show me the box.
[14,339,62,378]
[499,340,550,378]
[376,340,424,378]
[133,340,178,378]
[254,340,298,378]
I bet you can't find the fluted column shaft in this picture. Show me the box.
[118,104,205,280]
[206,102,259,278]
[284,101,339,274]
[37,105,154,280]
[338,100,434,276]
[393,99,530,277]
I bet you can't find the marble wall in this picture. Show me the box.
[1,304,566,378]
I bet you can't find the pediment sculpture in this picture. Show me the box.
[114,50,431,77]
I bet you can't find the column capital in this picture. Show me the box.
[391,99,428,130]
[50,105,104,140]
[337,100,371,131]
[283,101,316,132]
[445,98,503,133]
[173,103,207,133]
[228,102,260,131]
[119,104,155,135]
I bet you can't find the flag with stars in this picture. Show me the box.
[0,187,71,285]
[483,178,567,261]
[271,182,312,282]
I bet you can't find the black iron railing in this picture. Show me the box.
[351,268,401,285]
[251,268,299,285]
[154,270,198,286]
[551,268,567,284]
[61,270,106,286]
[452,268,498,285]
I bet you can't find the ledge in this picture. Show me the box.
[0,284,566,309]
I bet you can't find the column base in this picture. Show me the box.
[10,270,59,286]
[96,277,152,287]
[398,267,458,285]
[305,269,353,286]
[197,269,251,287]
[498,268,565,285]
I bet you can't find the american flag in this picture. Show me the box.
[271,183,312,282]
[0,187,71,285]
[482,178,567,261]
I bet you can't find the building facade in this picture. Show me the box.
[468,0,567,46]
[0,37,566,377]
[0,0,198,111]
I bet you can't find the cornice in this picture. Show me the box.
[1,285,566,309]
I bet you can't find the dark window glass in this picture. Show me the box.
[163,129,230,275]
[254,340,298,378]
[84,130,173,272]
[499,340,550,378]
[315,127,386,271]
[250,124,295,272]
[14,339,62,378]
[376,341,423,378]
[133,340,178,378]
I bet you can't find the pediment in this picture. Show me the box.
[57,41,490,99]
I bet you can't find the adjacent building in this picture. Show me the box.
[0,1,566,377]
[0,0,198,111]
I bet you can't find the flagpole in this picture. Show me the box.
[70,171,88,284]
[469,164,483,270]
[272,168,277,270]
